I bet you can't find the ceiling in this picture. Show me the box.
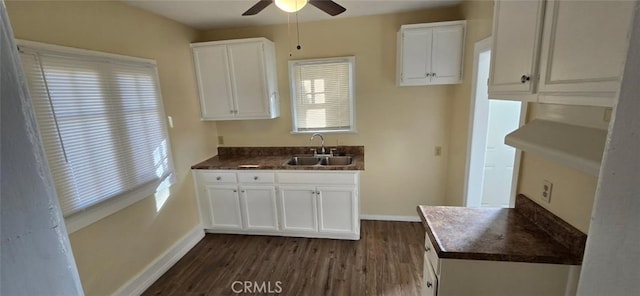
[123,0,462,30]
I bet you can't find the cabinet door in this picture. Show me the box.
[240,185,278,231]
[536,0,633,107]
[278,186,318,233]
[489,0,545,97]
[431,25,464,84]
[399,28,432,86]
[204,185,243,230]
[422,255,438,296]
[227,42,271,119]
[192,45,235,120]
[317,186,358,234]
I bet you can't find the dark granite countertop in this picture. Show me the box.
[417,196,586,265]
[191,146,364,171]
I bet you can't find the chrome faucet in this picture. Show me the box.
[309,133,326,155]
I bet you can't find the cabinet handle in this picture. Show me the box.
[426,73,431,77]
[216,176,221,181]
[427,281,433,288]
[233,189,237,192]
[311,191,316,195]
[432,72,436,77]
[253,176,259,180]
[241,190,245,193]
[520,75,530,83]
[426,246,431,252]
[229,110,234,114]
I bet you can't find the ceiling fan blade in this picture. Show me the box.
[242,0,273,16]
[309,0,346,16]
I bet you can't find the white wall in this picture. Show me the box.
[577,2,640,294]
[0,2,83,294]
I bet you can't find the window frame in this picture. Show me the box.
[17,40,176,233]
[288,56,357,134]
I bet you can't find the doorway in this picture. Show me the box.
[464,37,525,208]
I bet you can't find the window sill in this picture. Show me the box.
[64,174,174,234]
[290,129,358,135]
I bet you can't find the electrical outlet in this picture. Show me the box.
[218,136,224,145]
[542,180,553,203]
[435,146,442,156]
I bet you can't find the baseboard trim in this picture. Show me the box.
[360,215,421,222]
[113,225,205,296]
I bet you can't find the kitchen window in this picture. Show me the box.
[18,41,174,232]
[288,56,356,133]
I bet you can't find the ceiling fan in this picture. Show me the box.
[242,0,346,16]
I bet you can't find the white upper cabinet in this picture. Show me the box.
[489,0,634,107]
[536,0,634,107]
[191,38,279,120]
[488,0,545,99]
[397,21,466,86]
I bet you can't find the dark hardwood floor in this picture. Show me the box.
[143,221,425,296]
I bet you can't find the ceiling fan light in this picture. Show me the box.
[275,0,308,13]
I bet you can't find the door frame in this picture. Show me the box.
[463,37,527,208]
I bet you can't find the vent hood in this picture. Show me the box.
[505,119,607,176]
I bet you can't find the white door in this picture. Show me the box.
[317,186,357,234]
[278,186,318,233]
[192,45,235,119]
[204,185,243,229]
[400,28,432,86]
[227,41,270,118]
[430,25,464,84]
[466,37,523,208]
[240,185,278,231]
[489,0,545,94]
[481,100,521,207]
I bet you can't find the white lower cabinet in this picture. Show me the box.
[317,186,357,234]
[422,255,438,296]
[240,185,278,231]
[422,236,580,295]
[203,185,242,230]
[193,170,360,240]
[278,186,318,233]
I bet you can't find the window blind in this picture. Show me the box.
[290,57,355,132]
[19,47,173,218]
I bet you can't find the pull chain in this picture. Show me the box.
[296,11,301,50]
[287,13,292,56]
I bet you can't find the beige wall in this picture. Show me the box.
[6,1,218,295]
[446,0,494,206]
[199,7,463,217]
[518,152,597,233]
[515,103,607,233]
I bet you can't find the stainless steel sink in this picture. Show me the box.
[284,155,355,166]
[320,156,354,166]
[285,156,321,166]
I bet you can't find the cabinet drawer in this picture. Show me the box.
[422,254,438,296]
[425,235,440,275]
[198,171,237,184]
[238,172,275,184]
[276,172,357,185]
